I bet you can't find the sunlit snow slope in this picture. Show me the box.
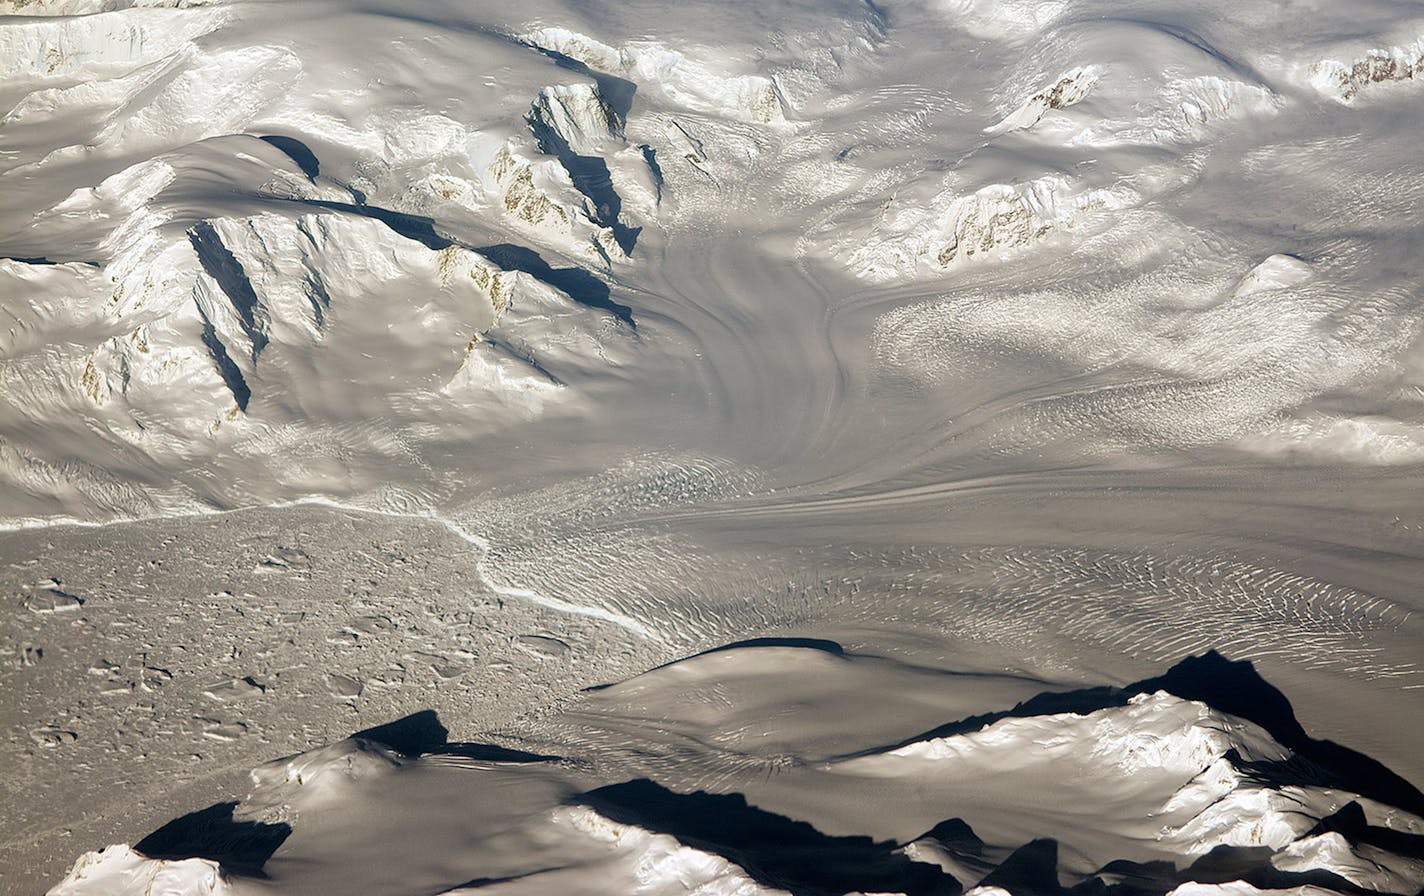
[44,650,1424,896]
[2,0,1422,893]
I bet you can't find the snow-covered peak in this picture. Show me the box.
[1310,39,1424,101]
[528,83,625,153]
[42,652,1424,896]
[522,27,788,125]
[5,2,1424,894]
[884,690,1285,773]
[538,805,793,896]
[987,67,1101,134]
[867,689,1317,857]
[840,174,1135,281]
[47,845,230,896]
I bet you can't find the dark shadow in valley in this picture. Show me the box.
[909,818,1002,887]
[1081,844,1386,896]
[582,637,846,692]
[526,111,641,254]
[1180,844,1382,896]
[947,835,1392,896]
[524,45,637,123]
[135,801,289,877]
[907,827,1403,896]
[266,197,636,328]
[864,0,892,33]
[521,40,641,253]
[128,712,566,884]
[480,335,564,385]
[640,144,663,201]
[580,779,961,896]
[193,301,252,412]
[1137,653,1424,818]
[918,817,986,859]
[978,838,1065,895]
[189,221,268,360]
[355,709,450,755]
[438,742,562,763]
[700,636,847,657]
[355,709,561,763]
[298,199,452,251]
[1095,857,1182,895]
[476,242,635,328]
[1309,802,1424,858]
[0,254,99,266]
[259,135,320,179]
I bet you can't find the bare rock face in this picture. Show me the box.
[1311,41,1424,100]
[987,66,1101,134]
[844,176,1133,280]
[485,143,627,265]
[932,183,1058,266]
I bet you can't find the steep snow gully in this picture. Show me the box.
[2,0,1423,894]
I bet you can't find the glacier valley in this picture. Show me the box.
[1,0,1423,894]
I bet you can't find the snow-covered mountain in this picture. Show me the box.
[2,0,1422,893]
[7,0,1419,522]
[46,651,1424,896]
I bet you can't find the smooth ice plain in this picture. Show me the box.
[1,0,1423,894]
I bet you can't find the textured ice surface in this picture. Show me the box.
[1,0,1422,893]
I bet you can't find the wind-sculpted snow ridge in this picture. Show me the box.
[44,651,1424,896]
[521,27,790,127]
[985,67,1101,134]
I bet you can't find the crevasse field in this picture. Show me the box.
[1,0,1423,894]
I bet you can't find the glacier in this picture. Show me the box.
[1,0,1422,893]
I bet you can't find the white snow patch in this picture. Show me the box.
[1234,255,1315,297]
[930,0,1069,40]
[46,845,229,896]
[1235,414,1424,466]
[554,805,790,895]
